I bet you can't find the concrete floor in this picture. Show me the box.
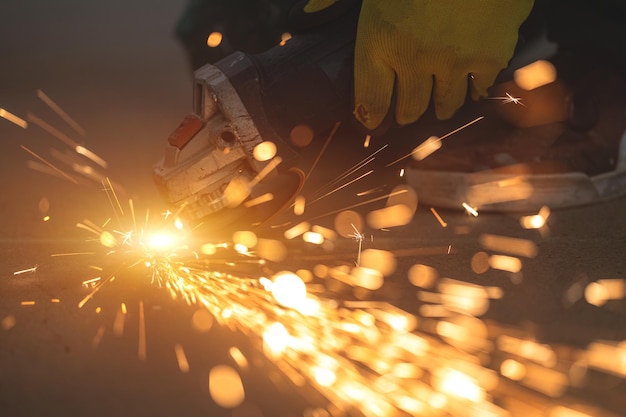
[1,1,625,416]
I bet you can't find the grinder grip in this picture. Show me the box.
[216,4,360,145]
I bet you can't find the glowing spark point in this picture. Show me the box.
[209,365,245,408]
[162,209,172,219]
[92,326,105,348]
[313,367,337,387]
[244,193,274,208]
[348,224,365,267]
[2,315,17,331]
[271,272,306,309]
[21,145,78,184]
[174,344,190,373]
[234,243,249,254]
[228,346,249,369]
[148,233,175,250]
[50,298,60,303]
[36,89,85,136]
[387,117,484,166]
[430,207,447,227]
[113,307,126,336]
[253,141,277,161]
[207,32,222,47]
[462,202,479,216]
[487,92,526,106]
[279,32,292,46]
[0,108,28,128]
[82,277,101,287]
[138,300,146,361]
[117,230,133,246]
[74,145,108,169]
[20,301,36,306]
[43,215,50,222]
[294,195,306,216]
[100,231,117,248]
[436,368,484,402]
[363,134,371,148]
[263,322,289,358]
[13,265,38,276]
[399,168,405,177]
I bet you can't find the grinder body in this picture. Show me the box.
[153,9,358,226]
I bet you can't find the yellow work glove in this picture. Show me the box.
[305,0,534,130]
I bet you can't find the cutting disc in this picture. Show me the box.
[193,168,304,238]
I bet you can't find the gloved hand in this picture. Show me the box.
[305,0,534,130]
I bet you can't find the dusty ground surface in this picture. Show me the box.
[1,2,625,417]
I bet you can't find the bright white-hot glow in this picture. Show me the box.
[313,366,337,387]
[263,322,289,358]
[174,218,184,230]
[271,271,306,309]
[253,141,277,161]
[234,243,249,254]
[463,202,479,216]
[520,205,550,229]
[435,368,484,402]
[209,365,245,408]
[521,214,545,229]
[303,231,324,245]
[148,233,175,250]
